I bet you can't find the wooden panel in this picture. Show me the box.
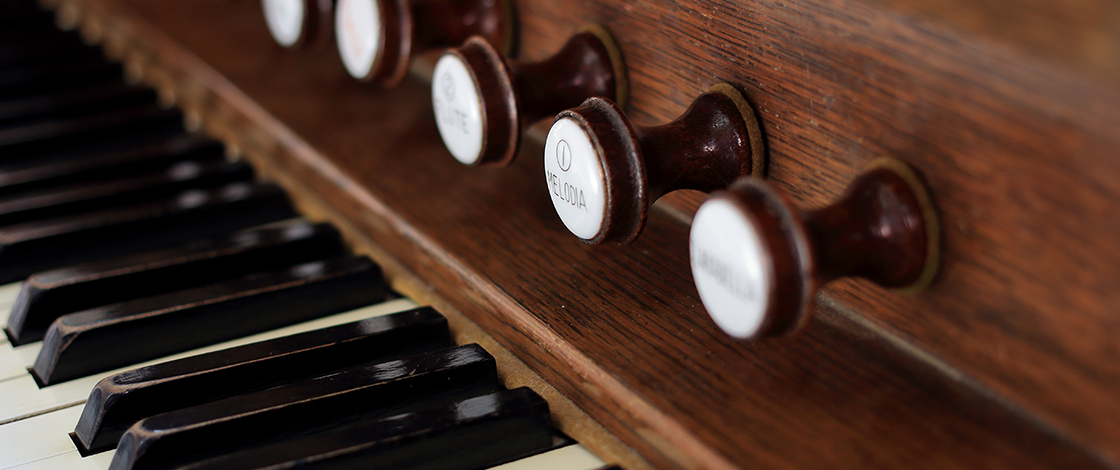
[65,0,1120,468]
[510,0,1120,462]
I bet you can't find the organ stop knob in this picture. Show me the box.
[689,158,940,340]
[544,84,765,244]
[334,0,513,87]
[432,25,626,166]
[262,0,333,49]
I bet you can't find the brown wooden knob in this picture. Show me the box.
[544,83,765,244]
[689,158,940,340]
[262,0,333,49]
[432,25,627,166]
[334,0,513,88]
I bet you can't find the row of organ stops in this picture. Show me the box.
[262,0,941,340]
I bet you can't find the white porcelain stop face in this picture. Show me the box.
[262,0,305,47]
[335,0,381,79]
[432,54,485,164]
[544,118,607,240]
[690,197,773,339]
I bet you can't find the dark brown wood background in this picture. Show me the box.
[63,0,1120,467]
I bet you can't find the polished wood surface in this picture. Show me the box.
[62,0,1120,468]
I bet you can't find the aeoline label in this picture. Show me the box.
[544,118,606,240]
[432,55,484,164]
[335,0,381,79]
[263,0,305,47]
[689,198,772,339]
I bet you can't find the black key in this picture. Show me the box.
[0,133,222,195]
[74,306,452,453]
[0,19,86,58]
[0,182,296,283]
[0,104,184,159]
[173,388,553,470]
[1,124,191,167]
[0,158,251,227]
[0,82,158,127]
[0,56,122,100]
[0,43,103,73]
[31,255,392,385]
[109,344,503,470]
[0,23,81,56]
[5,221,345,345]
[0,2,47,24]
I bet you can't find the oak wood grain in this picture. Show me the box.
[65,0,1120,468]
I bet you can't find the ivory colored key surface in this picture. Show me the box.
[488,444,606,470]
[0,281,23,323]
[1,280,30,349]
[0,404,87,468]
[0,298,417,425]
[0,341,37,381]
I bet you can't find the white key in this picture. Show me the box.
[11,439,603,470]
[0,405,86,468]
[7,449,114,470]
[0,281,25,337]
[0,343,40,382]
[488,444,606,470]
[0,298,418,425]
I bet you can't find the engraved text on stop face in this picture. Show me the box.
[263,0,306,47]
[690,198,773,339]
[544,118,606,240]
[335,0,381,79]
[432,54,485,164]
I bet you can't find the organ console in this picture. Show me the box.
[432,25,625,166]
[1,0,1119,468]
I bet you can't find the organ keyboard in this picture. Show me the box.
[0,9,614,469]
